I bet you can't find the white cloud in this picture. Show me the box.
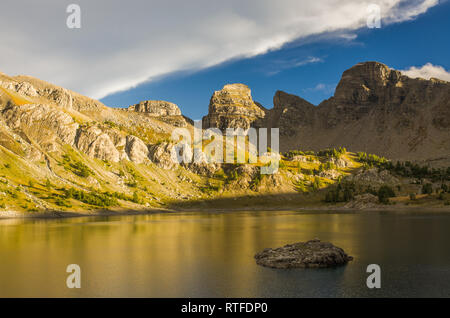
[265,56,322,76]
[0,0,440,100]
[313,83,328,91]
[338,33,358,41]
[400,63,450,82]
[303,83,336,95]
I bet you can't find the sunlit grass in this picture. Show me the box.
[0,87,32,106]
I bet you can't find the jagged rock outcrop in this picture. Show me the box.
[102,129,129,161]
[344,193,379,209]
[125,135,150,164]
[318,169,341,180]
[325,157,353,168]
[4,81,38,97]
[128,100,187,127]
[183,150,220,176]
[2,103,79,147]
[203,84,265,130]
[75,126,120,162]
[345,168,400,187]
[8,75,106,112]
[223,164,259,190]
[128,100,181,116]
[148,142,178,169]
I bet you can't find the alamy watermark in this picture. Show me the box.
[170,120,280,175]
[66,264,81,288]
[366,264,381,289]
[66,4,81,29]
[66,3,381,30]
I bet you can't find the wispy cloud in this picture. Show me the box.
[265,56,323,76]
[400,63,450,82]
[0,0,440,99]
[303,83,336,95]
[338,33,358,41]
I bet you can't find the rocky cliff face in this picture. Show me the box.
[258,62,450,165]
[202,83,265,130]
[258,90,316,136]
[0,71,209,213]
[127,100,187,127]
[3,61,447,172]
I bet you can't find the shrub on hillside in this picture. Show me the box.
[63,188,118,207]
[378,185,395,204]
[421,183,433,195]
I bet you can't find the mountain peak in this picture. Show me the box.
[222,83,250,91]
[203,83,265,130]
[334,61,403,102]
[273,90,315,109]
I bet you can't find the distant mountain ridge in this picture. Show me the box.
[1,61,449,167]
[204,62,450,166]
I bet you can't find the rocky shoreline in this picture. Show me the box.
[2,204,450,220]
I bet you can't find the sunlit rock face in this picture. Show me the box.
[128,100,187,127]
[75,126,121,163]
[128,100,181,116]
[203,83,266,131]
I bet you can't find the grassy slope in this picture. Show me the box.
[0,135,449,214]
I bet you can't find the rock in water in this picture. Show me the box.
[254,239,353,269]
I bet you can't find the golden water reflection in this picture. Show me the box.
[0,211,449,297]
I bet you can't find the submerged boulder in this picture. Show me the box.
[254,239,353,269]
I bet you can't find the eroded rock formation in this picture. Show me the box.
[203,83,265,130]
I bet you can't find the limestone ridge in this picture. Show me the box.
[315,62,450,163]
[128,100,181,116]
[0,70,224,213]
[127,100,187,127]
[2,61,447,169]
[203,62,449,164]
[0,72,186,168]
[202,83,265,130]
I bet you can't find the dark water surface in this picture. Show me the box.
[1,211,449,297]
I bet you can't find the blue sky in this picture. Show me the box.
[2,0,448,117]
[100,1,450,120]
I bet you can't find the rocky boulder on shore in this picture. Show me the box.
[254,239,353,269]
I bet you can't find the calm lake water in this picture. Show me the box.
[0,210,450,297]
